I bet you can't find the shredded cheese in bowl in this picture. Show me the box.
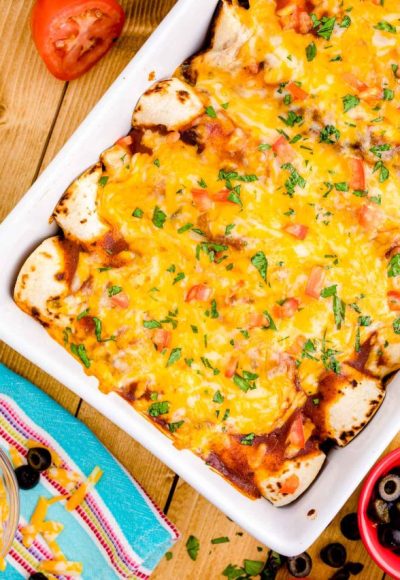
[0,448,19,567]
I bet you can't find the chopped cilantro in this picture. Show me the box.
[358,315,372,326]
[143,320,162,329]
[373,160,389,182]
[320,125,340,144]
[132,207,143,218]
[77,308,90,320]
[313,15,336,40]
[173,272,185,285]
[168,421,184,433]
[279,111,303,127]
[251,251,268,282]
[333,295,346,329]
[205,105,217,118]
[198,178,207,188]
[258,143,272,151]
[186,535,200,561]
[166,348,182,367]
[243,560,264,576]
[70,344,91,368]
[211,536,230,544]
[98,176,109,187]
[383,88,394,101]
[306,42,317,61]
[343,94,360,112]
[240,433,255,446]
[393,318,400,334]
[178,223,193,234]
[153,158,160,168]
[263,310,277,330]
[374,21,396,34]
[165,552,173,561]
[335,182,348,192]
[388,254,400,277]
[213,390,224,404]
[148,401,169,417]
[108,285,122,297]
[152,206,167,229]
[340,15,351,28]
[321,285,337,298]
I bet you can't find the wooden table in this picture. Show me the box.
[0,2,397,578]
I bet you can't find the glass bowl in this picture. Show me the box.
[0,447,19,557]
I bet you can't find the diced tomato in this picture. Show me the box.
[343,72,368,93]
[387,290,400,311]
[357,204,384,231]
[116,135,133,147]
[185,284,212,302]
[305,266,326,299]
[348,158,366,191]
[31,0,125,81]
[287,415,305,448]
[287,335,306,356]
[153,329,172,352]
[273,298,299,318]
[225,356,239,378]
[272,136,295,162]
[286,81,308,101]
[283,223,309,240]
[280,474,300,495]
[360,86,383,102]
[296,10,313,33]
[191,189,213,212]
[249,312,270,329]
[212,189,235,203]
[110,292,129,308]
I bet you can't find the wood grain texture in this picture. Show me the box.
[0,1,397,578]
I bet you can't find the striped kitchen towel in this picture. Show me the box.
[0,364,179,579]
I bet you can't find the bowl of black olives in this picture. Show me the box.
[358,447,400,579]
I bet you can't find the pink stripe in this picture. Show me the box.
[0,398,177,575]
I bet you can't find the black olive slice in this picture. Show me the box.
[390,502,400,527]
[379,474,400,502]
[329,570,350,580]
[15,465,40,490]
[286,552,312,577]
[368,498,390,524]
[29,574,48,580]
[340,512,360,540]
[320,543,347,568]
[377,524,400,548]
[344,562,364,575]
[27,447,52,472]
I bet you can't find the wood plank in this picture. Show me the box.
[153,480,268,580]
[154,474,386,579]
[40,0,177,170]
[0,0,66,221]
[77,401,174,508]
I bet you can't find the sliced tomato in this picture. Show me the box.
[286,81,308,101]
[225,356,239,378]
[191,189,213,212]
[305,266,326,299]
[31,0,125,81]
[357,204,384,231]
[387,290,400,311]
[273,298,299,318]
[153,329,172,352]
[272,136,295,163]
[359,86,383,102]
[348,158,366,191]
[284,223,309,240]
[110,291,129,308]
[249,312,270,329]
[185,284,212,302]
[280,474,300,495]
[116,135,133,148]
[287,415,305,448]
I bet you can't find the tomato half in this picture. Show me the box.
[31,0,125,81]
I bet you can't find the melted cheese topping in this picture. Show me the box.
[49,0,400,477]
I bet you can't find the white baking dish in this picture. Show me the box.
[1,0,400,557]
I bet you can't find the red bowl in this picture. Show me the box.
[358,447,400,578]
